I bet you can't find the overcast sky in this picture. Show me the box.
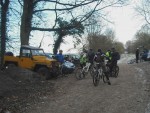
[109,0,144,44]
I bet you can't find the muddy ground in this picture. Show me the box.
[0,55,150,113]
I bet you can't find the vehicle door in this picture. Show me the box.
[19,48,34,69]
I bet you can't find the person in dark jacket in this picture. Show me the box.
[110,48,119,75]
[93,49,111,85]
[135,48,139,63]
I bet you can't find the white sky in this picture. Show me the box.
[108,0,144,44]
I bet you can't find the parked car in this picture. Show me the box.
[45,53,75,74]
[64,54,80,66]
[45,53,54,59]
[4,45,59,79]
[62,60,75,74]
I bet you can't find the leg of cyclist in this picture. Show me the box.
[102,62,111,85]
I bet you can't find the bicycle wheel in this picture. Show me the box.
[102,73,107,83]
[111,67,116,77]
[74,68,85,80]
[106,65,111,77]
[90,66,96,77]
[93,71,100,86]
[114,66,119,78]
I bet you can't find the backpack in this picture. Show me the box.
[95,54,105,62]
[116,52,120,60]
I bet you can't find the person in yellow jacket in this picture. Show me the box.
[79,50,88,68]
[105,49,112,62]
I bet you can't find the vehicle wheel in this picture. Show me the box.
[37,67,50,80]
[7,63,16,69]
[93,72,100,86]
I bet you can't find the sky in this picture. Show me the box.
[108,0,143,44]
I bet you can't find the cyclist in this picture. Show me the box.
[105,49,112,62]
[79,50,88,68]
[93,49,111,85]
[109,48,119,76]
[87,48,95,68]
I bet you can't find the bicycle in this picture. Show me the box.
[106,62,119,78]
[111,65,119,77]
[74,62,92,80]
[91,62,107,86]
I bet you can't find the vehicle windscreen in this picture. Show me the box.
[31,49,45,56]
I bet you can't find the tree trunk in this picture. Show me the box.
[53,31,65,54]
[53,35,63,54]
[20,0,34,45]
[0,0,9,66]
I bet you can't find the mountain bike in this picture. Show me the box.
[74,62,92,80]
[106,62,119,78]
[111,65,119,77]
[92,62,107,86]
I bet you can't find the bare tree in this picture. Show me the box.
[87,33,114,52]
[134,31,150,49]
[19,0,128,52]
[135,0,150,25]
[125,40,134,53]
[126,27,150,53]
[0,0,10,66]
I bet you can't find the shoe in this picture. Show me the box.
[108,81,111,85]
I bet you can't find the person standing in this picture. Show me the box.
[55,50,64,64]
[135,48,139,63]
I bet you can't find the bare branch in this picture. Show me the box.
[18,0,23,7]
[52,0,58,29]
[33,0,98,13]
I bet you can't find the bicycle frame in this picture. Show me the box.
[74,62,91,80]
[82,62,91,73]
[92,62,107,86]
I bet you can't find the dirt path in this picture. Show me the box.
[25,62,150,113]
[1,56,150,113]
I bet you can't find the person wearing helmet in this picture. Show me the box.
[87,48,95,65]
[93,49,111,85]
[79,50,88,68]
